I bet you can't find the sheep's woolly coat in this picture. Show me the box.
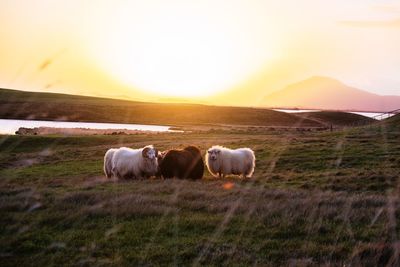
[159,145,204,179]
[111,146,158,179]
[104,148,118,178]
[206,145,255,178]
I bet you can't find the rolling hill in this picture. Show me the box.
[293,111,376,127]
[0,88,324,127]
[384,113,400,125]
[261,76,400,112]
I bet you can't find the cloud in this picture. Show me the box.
[372,5,400,14]
[339,18,400,28]
[339,4,400,29]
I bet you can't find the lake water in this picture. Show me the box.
[0,119,174,135]
[273,109,389,120]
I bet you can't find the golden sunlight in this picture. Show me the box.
[86,1,279,97]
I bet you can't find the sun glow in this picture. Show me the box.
[86,1,279,98]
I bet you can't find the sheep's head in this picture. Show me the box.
[142,146,158,160]
[207,148,221,161]
[157,151,166,163]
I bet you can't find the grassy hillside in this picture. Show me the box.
[294,111,376,127]
[1,123,400,266]
[384,113,400,125]
[0,88,323,127]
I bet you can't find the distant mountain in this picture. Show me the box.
[261,76,400,112]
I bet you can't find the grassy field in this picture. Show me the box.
[1,116,399,266]
[0,88,375,128]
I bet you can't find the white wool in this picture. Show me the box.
[104,148,118,178]
[206,145,255,178]
[111,146,158,179]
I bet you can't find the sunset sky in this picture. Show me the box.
[0,0,399,106]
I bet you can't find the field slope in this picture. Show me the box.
[385,113,400,124]
[0,88,323,127]
[294,111,376,127]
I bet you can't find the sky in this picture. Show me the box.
[0,0,399,106]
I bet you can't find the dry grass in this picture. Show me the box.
[0,121,400,266]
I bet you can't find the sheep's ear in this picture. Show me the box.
[142,147,150,158]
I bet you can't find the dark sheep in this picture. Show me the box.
[158,146,204,180]
[155,151,167,179]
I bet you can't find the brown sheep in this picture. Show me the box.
[158,145,204,180]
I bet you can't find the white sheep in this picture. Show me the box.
[111,145,158,179]
[206,145,255,178]
[104,148,118,178]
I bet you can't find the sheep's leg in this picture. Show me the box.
[136,170,147,180]
[111,167,117,179]
[115,171,122,180]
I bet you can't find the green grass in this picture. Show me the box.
[1,121,400,266]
